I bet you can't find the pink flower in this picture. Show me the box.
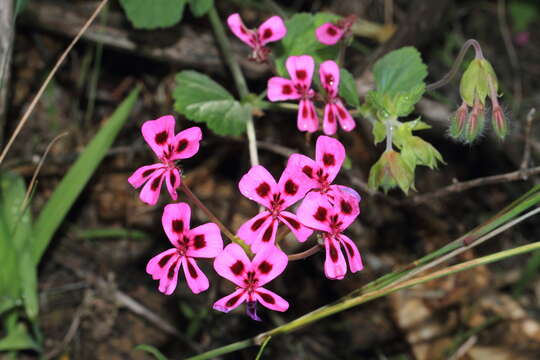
[315,15,357,45]
[267,55,319,133]
[146,203,223,295]
[319,60,355,134]
[237,165,313,252]
[227,13,287,62]
[213,243,288,321]
[297,191,363,280]
[128,115,202,205]
[288,135,360,203]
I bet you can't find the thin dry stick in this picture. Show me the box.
[0,0,109,167]
[448,335,477,360]
[408,165,540,205]
[497,0,523,112]
[520,108,536,176]
[43,305,84,359]
[20,132,69,211]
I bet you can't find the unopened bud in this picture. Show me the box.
[491,105,507,140]
[450,102,469,139]
[464,100,485,143]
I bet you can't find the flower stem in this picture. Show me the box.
[426,39,484,91]
[208,7,259,166]
[180,183,251,254]
[287,244,322,261]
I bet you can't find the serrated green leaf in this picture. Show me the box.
[0,323,41,352]
[373,47,427,94]
[135,344,169,360]
[339,69,360,108]
[32,88,140,264]
[173,71,248,136]
[372,121,387,144]
[189,0,213,17]
[392,83,425,117]
[274,13,340,76]
[401,136,444,170]
[119,0,187,29]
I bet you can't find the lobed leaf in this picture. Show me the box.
[119,0,187,29]
[373,47,427,94]
[173,71,249,136]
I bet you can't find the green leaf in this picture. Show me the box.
[135,344,169,360]
[274,13,340,76]
[119,0,187,29]
[339,69,360,108]
[173,71,249,136]
[368,150,414,194]
[189,0,213,17]
[401,136,444,170]
[0,323,41,352]
[373,47,427,94]
[32,88,140,265]
[372,121,386,144]
[392,83,425,117]
[509,1,539,32]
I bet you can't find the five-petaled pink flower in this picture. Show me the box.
[315,15,357,45]
[288,135,359,204]
[146,203,223,295]
[213,243,288,321]
[267,55,319,133]
[237,165,313,252]
[297,192,363,280]
[128,115,202,205]
[319,60,355,134]
[227,13,287,62]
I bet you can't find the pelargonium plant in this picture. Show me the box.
[125,4,508,356]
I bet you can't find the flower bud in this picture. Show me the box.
[464,100,485,143]
[450,101,469,139]
[491,105,507,140]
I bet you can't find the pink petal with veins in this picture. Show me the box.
[339,234,364,273]
[139,168,167,205]
[323,103,338,135]
[319,60,340,97]
[296,191,333,233]
[297,99,319,133]
[315,135,345,183]
[286,55,314,89]
[237,211,272,245]
[324,236,347,280]
[181,257,209,294]
[213,243,251,287]
[254,287,289,311]
[251,218,278,253]
[258,16,287,46]
[162,203,191,248]
[335,100,355,132]
[251,245,288,286]
[267,77,301,101]
[213,288,248,313]
[316,23,344,45]
[238,165,277,209]
[227,13,256,47]
[141,115,176,159]
[169,126,202,160]
[128,163,165,189]
[186,223,223,258]
[164,168,181,201]
[278,211,313,243]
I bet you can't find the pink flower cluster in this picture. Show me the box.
[129,12,364,322]
[227,14,356,135]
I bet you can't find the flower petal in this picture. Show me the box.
[170,126,202,160]
[213,288,247,313]
[315,135,345,183]
[323,236,347,280]
[186,223,223,258]
[227,13,256,47]
[286,55,314,89]
[315,23,344,45]
[162,202,191,248]
[330,186,360,230]
[213,243,251,287]
[338,234,364,273]
[335,100,356,132]
[238,165,277,208]
[251,244,288,286]
[286,154,319,189]
[251,218,278,253]
[141,115,176,159]
[267,77,301,101]
[297,99,319,133]
[146,248,179,281]
[296,191,333,233]
[258,16,287,46]
[319,60,340,96]
[278,211,313,243]
[277,166,311,208]
[128,163,166,189]
[165,168,181,201]
[322,103,338,136]
[237,211,272,245]
[181,257,209,294]
[139,168,167,205]
[254,287,289,312]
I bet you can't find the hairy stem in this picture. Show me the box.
[288,244,322,261]
[208,7,259,166]
[426,39,484,92]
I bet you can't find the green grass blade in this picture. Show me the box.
[32,87,140,264]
